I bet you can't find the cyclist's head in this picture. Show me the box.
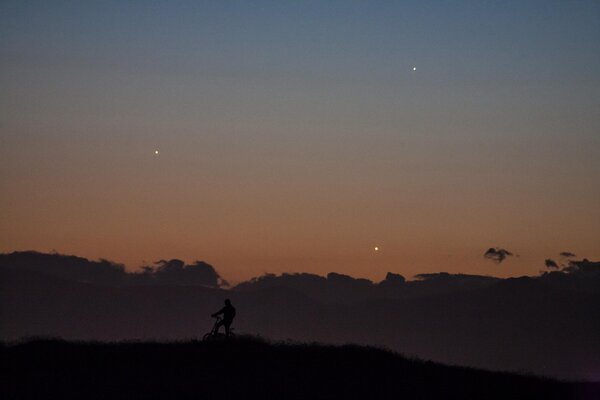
[225,298,231,306]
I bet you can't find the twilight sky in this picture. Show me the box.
[1,1,599,283]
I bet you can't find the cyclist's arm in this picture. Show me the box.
[211,307,225,317]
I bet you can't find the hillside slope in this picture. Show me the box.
[2,252,599,380]
[1,338,597,400]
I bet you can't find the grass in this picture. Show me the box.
[1,335,597,399]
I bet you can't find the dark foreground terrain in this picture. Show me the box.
[1,337,597,400]
[3,252,600,380]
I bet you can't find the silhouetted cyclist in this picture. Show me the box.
[211,299,236,337]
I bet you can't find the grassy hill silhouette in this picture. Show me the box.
[1,336,597,400]
[2,251,600,380]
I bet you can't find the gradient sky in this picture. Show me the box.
[1,1,599,283]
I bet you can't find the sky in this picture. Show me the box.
[1,1,599,283]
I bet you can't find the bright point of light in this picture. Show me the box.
[412,67,416,71]
[154,150,159,155]
[374,246,379,252]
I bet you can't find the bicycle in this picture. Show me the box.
[202,316,235,341]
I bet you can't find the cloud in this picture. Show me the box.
[142,259,226,287]
[559,252,576,258]
[234,272,326,291]
[0,251,228,287]
[327,272,372,287]
[233,272,375,303]
[379,272,406,285]
[544,259,559,269]
[483,248,513,263]
[0,251,125,285]
[562,258,600,275]
[155,259,185,271]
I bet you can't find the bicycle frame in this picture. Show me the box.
[203,315,235,341]
[210,316,222,335]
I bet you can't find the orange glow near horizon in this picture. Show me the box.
[2,147,598,284]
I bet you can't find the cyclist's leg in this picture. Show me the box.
[214,320,225,334]
[224,321,232,337]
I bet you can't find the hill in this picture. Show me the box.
[1,337,597,400]
[1,251,599,380]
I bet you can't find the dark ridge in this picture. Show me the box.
[1,337,596,400]
[2,251,599,380]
